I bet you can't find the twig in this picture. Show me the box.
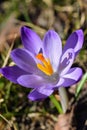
[2,34,16,67]
[0,113,12,128]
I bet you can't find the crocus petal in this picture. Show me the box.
[21,26,42,55]
[63,30,84,56]
[56,78,65,87]
[0,66,28,83]
[61,67,83,87]
[43,30,62,71]
[37,86,54,95]
[28,89,48,101]
[28,87,53,101]
[59,48,75,76]
[11,48,38,73]
[17,74,45,88]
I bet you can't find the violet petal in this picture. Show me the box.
[62,67,83,87]
[17,74,45,88]
[21,26,42,55]
[28,87,53,101]
[37,86,53,95]
[59,48,75,76]
[0,66,28,83]
[11,48,38,73]
[28,89,48,101]
[63,30,84,56]
[43,30,62,71]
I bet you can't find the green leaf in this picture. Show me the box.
[75,72,87,98]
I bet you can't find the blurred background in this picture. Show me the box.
[0,0,87,130]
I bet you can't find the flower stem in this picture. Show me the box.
[49,95,63,114]
[59,87,69,113]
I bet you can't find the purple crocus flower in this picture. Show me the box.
[0,26,84,101]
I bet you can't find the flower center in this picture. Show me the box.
[36,53,53,76]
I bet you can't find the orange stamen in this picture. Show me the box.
[36,53,53,76]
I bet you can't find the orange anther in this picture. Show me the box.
[36,53,53,76]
